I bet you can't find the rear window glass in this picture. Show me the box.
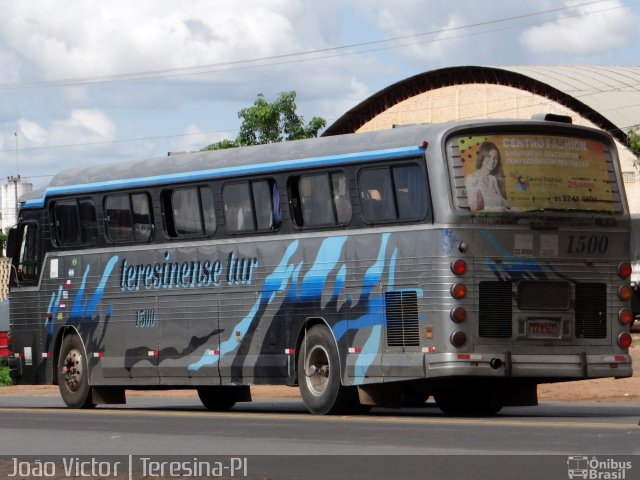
[449,133,622,214]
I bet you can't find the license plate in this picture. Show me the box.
[527,321,559,337]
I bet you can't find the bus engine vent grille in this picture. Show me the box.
[385,290,420,347]
[575,283,607,338]
[479,281,513,338]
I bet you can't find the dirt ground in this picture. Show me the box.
[1,343,639,403]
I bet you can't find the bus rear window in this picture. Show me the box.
[448,133,623,215]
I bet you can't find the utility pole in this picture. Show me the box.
[14,131,19,177]
[8,132,20,224]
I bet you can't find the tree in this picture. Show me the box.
[202,91,326,151]
[628,128,640,170]
[0,231,6,256]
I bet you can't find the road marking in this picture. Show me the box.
[0,406,636,430]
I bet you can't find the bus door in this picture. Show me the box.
[157,291,221,384]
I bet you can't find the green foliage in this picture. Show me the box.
[0,230,6,256]
[0,364,11,387]
[202,91,326,151]
[628,128,640,170]
[201,139,238,151]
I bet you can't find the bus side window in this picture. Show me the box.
[223,179,279,234]
[392,164,428,219]
[223,182,255,233]
[288,172,351,228]
[359,164,429,223]
[78,199,98,244]
[359,168,396,222]
[52,198,98,247]
[164,186,216,237]
[105,192,153,243]
[53,200,81,246]
[132,193,153,242]
[105,194,133,242]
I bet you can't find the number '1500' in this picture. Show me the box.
[566,235,609,254]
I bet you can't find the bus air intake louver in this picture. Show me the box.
[385,290,419,347]
[575,283,607,338]
[479,281,513,338]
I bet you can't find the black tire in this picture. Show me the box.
[435,387,503,416]
[57,334,95,409]
[297,325,355,415]
[197,387,238,411]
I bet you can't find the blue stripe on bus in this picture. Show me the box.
[21,145,425,208]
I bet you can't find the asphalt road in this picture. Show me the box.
[0,396,639,479]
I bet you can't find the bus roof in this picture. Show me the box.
[22,118,612,208]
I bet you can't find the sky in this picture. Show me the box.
[0,0,639,189]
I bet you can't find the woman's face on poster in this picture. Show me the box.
[480,148,499,172]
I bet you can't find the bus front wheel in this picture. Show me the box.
[297,325,356,415]
[57,334,95,409]
[197,386,238,411]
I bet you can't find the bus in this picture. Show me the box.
[6,115,634,415]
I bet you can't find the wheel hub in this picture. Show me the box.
[305,345,330,396]
[62,348,83,392]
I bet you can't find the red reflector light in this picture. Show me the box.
[617,332,632,349]
[457,353,471,360]
[614,355,626,362]
[450,331,467,348]
[619,308,633,325]
[451,259,467,276]
[451,283,467,299]
[618,285,633,301]
[618,262,632,279]
[450,307,467,323]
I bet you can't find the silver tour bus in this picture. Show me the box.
[6,115,634,415]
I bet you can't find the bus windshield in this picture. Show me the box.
[449,133,623,215]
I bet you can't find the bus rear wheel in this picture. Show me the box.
[297,325,357,415]
[434,387,503,416]
[57,334,95,409]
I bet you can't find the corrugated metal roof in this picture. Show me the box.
[501,66,640,133]
[324,65,640,140]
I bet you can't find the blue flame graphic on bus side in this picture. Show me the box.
[70,256,119,321]
[188,233,396,379]
[44,256,118,348]
[188,240,303,371]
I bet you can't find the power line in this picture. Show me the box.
[0,1,638,157]
[0,0,631,89]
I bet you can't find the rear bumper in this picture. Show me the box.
[424,352,632,379]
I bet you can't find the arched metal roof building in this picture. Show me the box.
[324,65,640,144]
[323,65,640,213]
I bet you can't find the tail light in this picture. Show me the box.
[618,308,633,325]
[617,332,632,349]
[451,283,467,299]
[450,331,467,348]
[450,307,467,323]
[618,285,633,301]
[618,262,632,279]
[451,259,467,275]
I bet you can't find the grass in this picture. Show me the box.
[0,360,11,386]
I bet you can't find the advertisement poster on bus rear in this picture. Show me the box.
[458,134,615,213]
